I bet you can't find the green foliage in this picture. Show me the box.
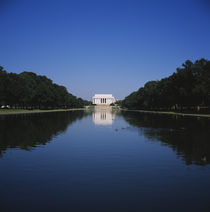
[0,69,87,109]
[122,59,210,111]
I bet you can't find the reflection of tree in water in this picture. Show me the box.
[0,111,89,157]
[121,111,210,166]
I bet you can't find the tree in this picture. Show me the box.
[122,59,210,112]
[0,68,88,109]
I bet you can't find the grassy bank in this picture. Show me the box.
[121,109,210,118]
[0,108,85,116]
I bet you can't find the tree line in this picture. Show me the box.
[0,66,90,109]
[122,59,210,112]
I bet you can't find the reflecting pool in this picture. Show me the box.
[0,109,210,211]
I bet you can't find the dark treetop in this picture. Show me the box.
[122,59,210,113]
[0,67,90,109]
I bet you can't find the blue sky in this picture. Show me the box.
[0,0,210,100]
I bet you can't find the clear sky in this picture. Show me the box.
[0,0,210,100]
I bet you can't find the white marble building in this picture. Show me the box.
[92,94,116,105]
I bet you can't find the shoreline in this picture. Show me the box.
[121,109,210,118]
[0,108,85,116]
[1,107,210,118]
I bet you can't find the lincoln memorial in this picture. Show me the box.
[92,94,116,105]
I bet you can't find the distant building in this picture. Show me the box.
[92,94,116,105]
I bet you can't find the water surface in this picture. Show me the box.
[0,109,210,211]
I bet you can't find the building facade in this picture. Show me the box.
[92,94,116,105]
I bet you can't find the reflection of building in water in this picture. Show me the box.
[93,106,115,125]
